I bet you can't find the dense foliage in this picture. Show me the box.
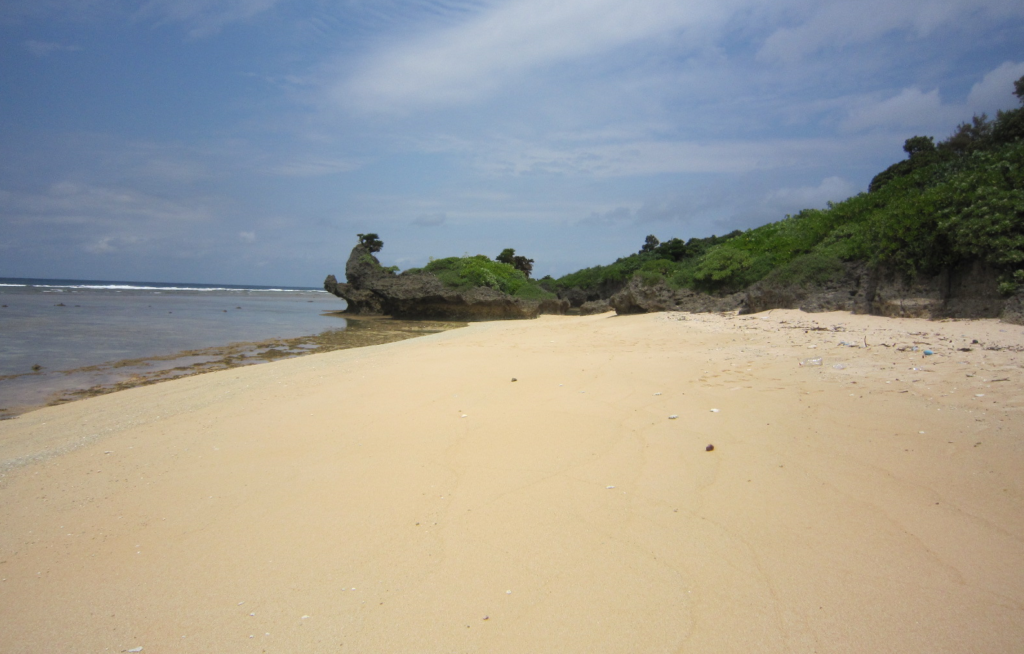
[357,233,383,253]
[553,76,1024,296]
[496,248,535,278]
[402,255,554,299]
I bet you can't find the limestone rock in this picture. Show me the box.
[742,260,1010,321]
[579,299,612,315]
[609,277,742,315]
[325,244,545,321]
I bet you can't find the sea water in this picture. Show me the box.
[0,278,347,412]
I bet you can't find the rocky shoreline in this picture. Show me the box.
[325,242,1022,325]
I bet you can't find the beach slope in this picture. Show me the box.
[1,311,1022,653]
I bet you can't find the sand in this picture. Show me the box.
[0,310,1022,653]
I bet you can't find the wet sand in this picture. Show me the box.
[0,310,1022,653]
[0,315,466,418]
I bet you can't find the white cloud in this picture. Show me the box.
[25,40,82,56]
[239,230,256,243]
[83,234,147,254]
[967,60,1024,114]
[765,176,856,210]
[841,87,950,132]
[340,0,739,112]
[463,135,858,177]
[7,181,216,226]
[758,0,1024,63]
[841,61,1024,134]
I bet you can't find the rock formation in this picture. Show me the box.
[593,259,1022,324]
[608,276,744,314]
[579,299,612,315]
[324,244,567,321]
[742,260,1021,323]
[327,242,1022,324]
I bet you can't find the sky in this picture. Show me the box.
[1,0,1023,287]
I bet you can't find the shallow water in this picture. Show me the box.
[0,278,347,413]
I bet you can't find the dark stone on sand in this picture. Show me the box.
[537,298,570,315]
[608,277,743,315]
[579,299,611,315]
[706,444,714,452]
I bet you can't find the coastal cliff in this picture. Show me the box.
[581,259,1023,324]
[741,260,1024,324]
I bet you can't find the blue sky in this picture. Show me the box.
[1,0,1023,286]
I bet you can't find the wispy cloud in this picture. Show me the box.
[842,87,951,133]
[7,180,217,226]
[758,0,1024,63]
[269,157,360,177]
[340,0,741,112]
[764,176,856,210]
[82,234,147,254]
[25,40,82,56]
[136,0,281,37]
[457,134,877,177]
[0,0,114,24]
[412,212,447,227]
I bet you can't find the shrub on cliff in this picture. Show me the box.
[420,255,525,295]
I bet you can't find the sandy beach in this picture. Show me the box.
[1,309,1022,653]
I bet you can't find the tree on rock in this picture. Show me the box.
[640,234,660,253]
[496,248,516,266]
[496,248,535,278]
[357,233,383,253]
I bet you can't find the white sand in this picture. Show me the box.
[1,310,1022,653]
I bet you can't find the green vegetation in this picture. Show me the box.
[403,254,555,299]
[553,231,741,292]
[496,248,535,278]
[552,75,1024,295]
[357,233,384,253]
[359,252,399,274]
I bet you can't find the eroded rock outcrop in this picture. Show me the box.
[557,281,626,308]
[742,263,872,315]
[609,276,744,314]
[579,299,612,315]
[325,245,560,320]
[602,259,1019,322]
[742,260,1016,321]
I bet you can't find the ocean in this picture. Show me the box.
[0,277,347,415]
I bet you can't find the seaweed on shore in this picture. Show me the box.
[21,317,465,412]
